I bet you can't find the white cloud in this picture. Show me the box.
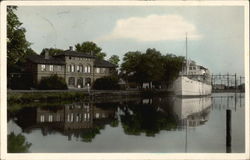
[98,14,202,42]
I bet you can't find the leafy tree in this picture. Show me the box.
[96,52,106,60]
[38,74,68,90]
[7,6,37,73]
[120,49,184,88]
[8,132,32,153]
[75,41,106,59]
[40,48,64,57]
[109,55,120,66]
[162,54,185,86]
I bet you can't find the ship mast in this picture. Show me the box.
[186,33,189,75]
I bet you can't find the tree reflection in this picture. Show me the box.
[120,103,177,136]
[8,132,32,153]
[80,128,100,142]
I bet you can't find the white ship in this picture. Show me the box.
[172,35,212,96]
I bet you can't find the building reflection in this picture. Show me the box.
[14,102,117,140]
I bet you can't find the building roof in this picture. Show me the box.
[54,50,95,58]
[94,59,117,68]
[27,55,65,65]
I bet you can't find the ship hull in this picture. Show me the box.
[173,76,212,96]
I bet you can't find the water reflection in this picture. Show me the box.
[173,97,212,128]
[9,96,213,142]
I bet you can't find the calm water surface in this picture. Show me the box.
[7,93,245,153]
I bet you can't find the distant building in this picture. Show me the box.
[213,84,226,90]
[26,46,116,88]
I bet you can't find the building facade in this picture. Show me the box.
[26,47,116,88]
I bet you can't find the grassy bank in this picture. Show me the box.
[8,91,86,104]
[7,89,171,104]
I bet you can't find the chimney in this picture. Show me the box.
[44,49,50,59]
[69,46,73,51]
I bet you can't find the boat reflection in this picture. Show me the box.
[173,96,212,128]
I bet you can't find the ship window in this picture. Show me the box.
[189,67,192,70]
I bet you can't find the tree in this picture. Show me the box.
[7,6,36,73]
[162,54,185,86]
[40,48,64,57]
[8,132,32,153]
[96,52,106,60]
[75,41,106,59]
[109,55,120,66]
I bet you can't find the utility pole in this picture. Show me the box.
[235,73,237,92]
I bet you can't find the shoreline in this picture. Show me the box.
[7,89,171,104]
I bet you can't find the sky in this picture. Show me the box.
[14,5,245,76]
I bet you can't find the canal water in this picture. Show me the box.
[7,93,245,153]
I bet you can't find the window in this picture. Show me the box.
[84,66,88,73]
[57,65,62,71]
[101,68,105,73]
[71,64,75,72]
[68,77,75,86]
[96,68,100,73]
[69,56,71,59]
[87,65,91,73]
[41,64,46,71]
[49,65,53,71]
[76,65,80,72]
[40,115,45,122]
[79,65,83,72]
[189,66,192,70]
[48,115,53,122]
[95,113,100,118]
[67,65,70,72]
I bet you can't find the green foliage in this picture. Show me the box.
[96,52,106,60]
[80,128,100,142]
[7,6,37,73]
[109,55,120,66]
[120,103,177,136]
[75,41,107,59]
[8,132,32,153]
[38,74,68,90]
[40,48,64,57]
[120,49,184,88]
[93,76,120,90]
[162,54,185,86]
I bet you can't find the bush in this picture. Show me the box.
[8,74,33,90]
[38,74,68,90]
[93,76,120,90]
